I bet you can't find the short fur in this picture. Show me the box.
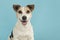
[8,4,34,40]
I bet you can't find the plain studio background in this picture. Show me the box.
[0,0,60,40]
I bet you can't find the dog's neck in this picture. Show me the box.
[15,20,32,30]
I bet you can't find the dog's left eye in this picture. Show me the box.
[18,11,22,14]
[26,10,30,14]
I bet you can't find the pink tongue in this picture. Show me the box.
[22,22,27,25]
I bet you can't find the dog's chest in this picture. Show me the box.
[13,25,33,38]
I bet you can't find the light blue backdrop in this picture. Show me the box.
[0,0,60,40]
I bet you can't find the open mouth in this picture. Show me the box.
[19,19,27,25]
[21,20,27,25]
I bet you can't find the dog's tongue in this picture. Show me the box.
[22,22,27,25]
[22,21,27,25]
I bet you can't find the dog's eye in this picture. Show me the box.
[26,10,30,14]
[18,11,22,14]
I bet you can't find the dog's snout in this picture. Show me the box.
[22,16,27,20]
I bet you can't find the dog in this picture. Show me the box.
[8,4,34,40]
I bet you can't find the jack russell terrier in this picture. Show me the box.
[8,4,34,40]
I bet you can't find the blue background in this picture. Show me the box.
[0,0,60,40]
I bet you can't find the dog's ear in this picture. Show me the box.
[13,4,21,12]
[27,4,34,11]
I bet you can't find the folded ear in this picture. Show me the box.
[27,4,34,11]
[13,4,21,12]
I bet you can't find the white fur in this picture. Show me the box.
[8,6,34,40]
[17,7,32,21]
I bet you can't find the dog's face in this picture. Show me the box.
[13,4,34,25]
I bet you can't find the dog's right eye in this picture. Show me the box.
[18,11,22,14]
[26,10,30,14]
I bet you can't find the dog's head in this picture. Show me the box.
[13,4,34,25]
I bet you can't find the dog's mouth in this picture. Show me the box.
[19,19,27,25]
[21,21,27,25]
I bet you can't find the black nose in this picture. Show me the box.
[22,16,27,20]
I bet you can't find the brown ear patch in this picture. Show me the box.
[27,4,34,11]
[13,4,21,12]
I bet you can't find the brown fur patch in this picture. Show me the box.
[13,4,21,12]
[27,4,34,11]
